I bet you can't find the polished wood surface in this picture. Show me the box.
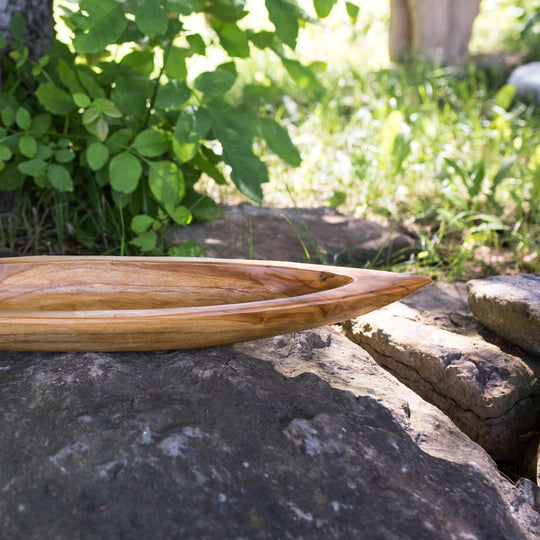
[0,256,431,351]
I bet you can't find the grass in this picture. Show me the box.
[221,0,540,279]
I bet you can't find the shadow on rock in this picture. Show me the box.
[0,331,538,539]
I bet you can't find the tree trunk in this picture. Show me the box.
[0,0,54,60]
[389,0,482,65]
[0,1,54,212]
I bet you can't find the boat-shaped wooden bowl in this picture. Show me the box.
[0,256,430,351]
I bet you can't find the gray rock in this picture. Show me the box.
[344,282,540,461]
[509,62,540,104]
[1,328,539,538]
[168,205,417,265]
[467,274,540,357]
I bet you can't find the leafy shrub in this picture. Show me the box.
[0,0,354,254]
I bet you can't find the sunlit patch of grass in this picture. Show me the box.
[224,1,540,278]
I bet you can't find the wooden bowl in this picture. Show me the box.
[0,256,431,351]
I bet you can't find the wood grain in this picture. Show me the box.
[0,256,431,351]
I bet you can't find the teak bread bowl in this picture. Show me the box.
[0,256,431,351]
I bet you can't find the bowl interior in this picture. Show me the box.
[0,260,352,312]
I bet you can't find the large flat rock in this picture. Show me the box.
[168,205,417,265]
[1,329,538,538]
[344,282,540,462]
[467,274,540,357]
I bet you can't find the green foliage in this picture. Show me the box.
[0,0,349,255]
[256,53,539,277]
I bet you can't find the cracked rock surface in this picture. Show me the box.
[344,282,540,462]
[1,328,539,539]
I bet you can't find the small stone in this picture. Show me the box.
[467,274,540,357]
[508,62,540,105]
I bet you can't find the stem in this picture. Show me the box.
[119,205,126,256]
[143,40,174,130]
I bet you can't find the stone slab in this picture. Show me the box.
[1,328,538,538]
[344,282,540,461]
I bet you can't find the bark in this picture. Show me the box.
[0,0,54,59]
[389,0,482,65]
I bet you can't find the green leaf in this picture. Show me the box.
[166,205,192,226]
[0,37,7,49]
[212,21,250,58]
[82,107,100,125]
[77,69,106,99]
[168,240,204,257]
[191,148,226,185]
[132,129,170,157]
[15,107,31,130]
[492,159,515,191]
[58,59,84,94]
[111,76,150,119]
[106,129,133,155]
[55,149,76,163]
[173,107,213,163]
[313,0,337,18]
[444,158,467,183]
[36,145,53,160]
[131,214,157,235]
[1,107,15,127]
[120,50,155,78]
[0,163,25,191]
[0,145,11,162]
[345,2,359,23]
[148,161,185,206]
[73,93,91,108]
[109,151,142,194]
[265,0,299,50]
[164,46,187,81]
[130,230,158,252]
[72,0,127,54]
[194,69,236,97]
[92,98,122,118]
[329,190,347,208]
[280,58,319,90]
[18,159,47,178]
[187,33,206,55]
[258,116,301,166]
[95,118,109,141]
[215,124,268,203]
[35,83,75,115]
[9,13,27,39]
[155,81,191,110]
[495,84,516,111]
[129,0,168,38]
[248,30,275,50]
[30,114,51,136]
[87,141,110,171]
[18,135,37,158]
[48,164,74,192]
[112,189,130,208]
[166,0,193,15]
